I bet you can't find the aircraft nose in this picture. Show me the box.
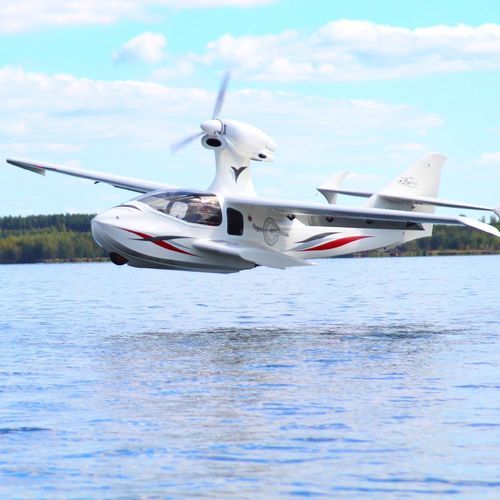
[90,208,126,245]
[91,205,143,242]
[91,212,111,246]
[92,206,129,227]
[92,209,117,224]
[91,211,113,233]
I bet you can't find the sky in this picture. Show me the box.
[0,0,499,216]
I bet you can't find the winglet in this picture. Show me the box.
[495,204,500,220]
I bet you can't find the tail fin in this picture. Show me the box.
[365,152,447,212]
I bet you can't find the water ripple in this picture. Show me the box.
[0,256,499,496]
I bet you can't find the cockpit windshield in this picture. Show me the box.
[135,190,222,226]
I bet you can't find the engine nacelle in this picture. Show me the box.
[200,118,276,161]
[224,119,275,162]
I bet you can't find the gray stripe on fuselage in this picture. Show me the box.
[296,232,338,244]
[94,230,253,273]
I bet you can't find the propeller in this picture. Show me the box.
[170,131,204,154]
[212,70,230,119]
[170,71,231,154]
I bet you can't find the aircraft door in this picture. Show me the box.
[226,208,244,236]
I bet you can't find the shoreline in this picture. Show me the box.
[1,251,498,265]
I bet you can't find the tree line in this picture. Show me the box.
[0,214,106,264]
[395,219,500,256]
[0,213,498,264]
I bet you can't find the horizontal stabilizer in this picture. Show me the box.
[6,158,175,194]
[318,187,373,201]
[317,171,352,203]
[193,239,313,270]
[380,192,499,216]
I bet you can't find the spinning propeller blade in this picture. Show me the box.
[170,131,204,154]
[212,70,231,119]
[170,71,231,154]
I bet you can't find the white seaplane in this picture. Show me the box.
[6,75,500,273]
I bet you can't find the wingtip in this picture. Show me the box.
[457,216,500,238]
[5,158,46,176]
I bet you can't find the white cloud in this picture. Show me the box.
[150,61,195,80]
[196,20,500,81]
[0,65,446,208]
[0,0,275,33]
[385,142,428,164]
[0,67,442,153]
[387,143,428,154]
[4,66,500,212]
[478,152,500,170]
[113,32,167,64]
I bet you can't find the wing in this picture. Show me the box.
[6,158,175,194]
[225,195,500,238]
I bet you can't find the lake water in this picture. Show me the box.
[1,255,499,498]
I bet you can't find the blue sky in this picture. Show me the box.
[0,0,499,216]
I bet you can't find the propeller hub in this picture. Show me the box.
[200,119,223,136]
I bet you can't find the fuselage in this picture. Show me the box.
[91,189,423,273]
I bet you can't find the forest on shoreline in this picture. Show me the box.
[0,214,106,264]
[0,213,499,264]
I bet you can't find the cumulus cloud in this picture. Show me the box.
[150,61,195,80]
[113,32,167,64]
[196,20,500,81]
[0,66,443,199]
[0,0,275,33]
[0,66,442,155]
[13,66,500,212]
[478,152,500,166]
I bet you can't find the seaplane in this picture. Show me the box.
[5,74,500,273]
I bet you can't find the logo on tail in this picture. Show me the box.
[398,176,419,188]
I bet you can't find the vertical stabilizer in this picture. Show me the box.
[365,153,447,212]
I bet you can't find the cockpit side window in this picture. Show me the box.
[184,196,222,226]
[170,201,188,219]
[136,190,222,226]
[137,193,169,213]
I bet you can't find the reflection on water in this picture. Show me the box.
[0,256,499,497]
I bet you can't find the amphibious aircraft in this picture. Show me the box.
[6,74,500,273]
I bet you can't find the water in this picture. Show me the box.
[1,256,499,498]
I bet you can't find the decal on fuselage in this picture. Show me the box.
[252,217,289,246]
[231,166,247,183]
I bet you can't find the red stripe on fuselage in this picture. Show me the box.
[122,228,194,256]
[302,235,371,252]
